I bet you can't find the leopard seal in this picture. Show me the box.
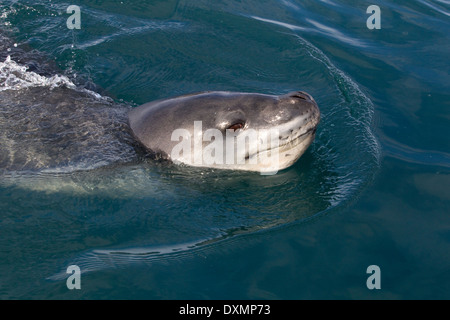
[0,31,319,175]
[129,91,320,173]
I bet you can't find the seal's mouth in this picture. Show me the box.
[264,112,319,152]
[278,125,317,149]
[244,118,319,167]
[260,127,317,157]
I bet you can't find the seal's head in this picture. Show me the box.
[128,91,320,174]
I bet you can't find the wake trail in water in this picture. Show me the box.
[47,21,382,278]
[0,8,381,282]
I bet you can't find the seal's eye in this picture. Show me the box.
[227,122,245,132]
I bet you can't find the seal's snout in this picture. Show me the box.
[284,91,319,123]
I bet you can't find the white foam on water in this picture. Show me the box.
[0,55,108,101]
[0,55,76,91]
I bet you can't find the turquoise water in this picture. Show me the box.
[0,0,449,299]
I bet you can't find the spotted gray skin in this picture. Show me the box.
[129,91,320,172]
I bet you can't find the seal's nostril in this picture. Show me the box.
[290,91,312,101]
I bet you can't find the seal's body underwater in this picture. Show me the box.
[129,91,320,173]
